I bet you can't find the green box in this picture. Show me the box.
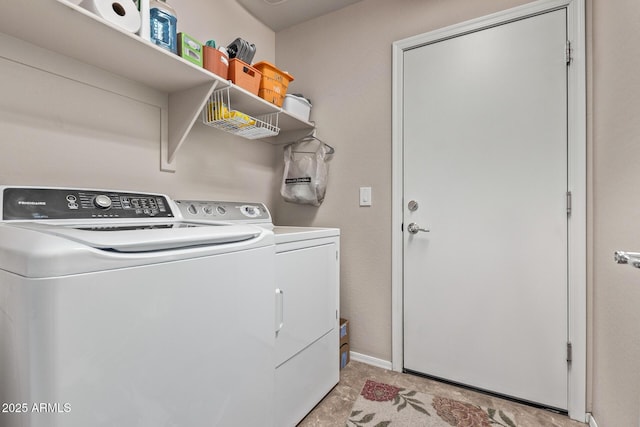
[178,33,203,67]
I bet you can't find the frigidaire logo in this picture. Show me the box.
[18,201,46,205]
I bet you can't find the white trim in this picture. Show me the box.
[391,33,404,372]
[391,0,586,422]
[587,413,599,427]
[565,0,588,420]
[350,352,393,371]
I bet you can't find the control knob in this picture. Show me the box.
[94,195,112,209]
[241,205,260,218]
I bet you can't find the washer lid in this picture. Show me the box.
[8,221,261,252]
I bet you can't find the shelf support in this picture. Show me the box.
[161,81,221,172]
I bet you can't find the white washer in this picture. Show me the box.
[0,187,275,427]
[174,200,340,427]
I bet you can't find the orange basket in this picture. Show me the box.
[203,46,229,80]
[253,61,294,106]
[228,59,262,96]
[258,88,285,107]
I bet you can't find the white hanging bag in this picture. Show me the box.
[280,136,334,206]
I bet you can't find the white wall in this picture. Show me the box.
[276,0,640,425]
[3,0,640,425]
[0,0,280,205]
[274,0,532,365]
[590,0,640,425]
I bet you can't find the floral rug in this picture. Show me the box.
[346,380,518,427]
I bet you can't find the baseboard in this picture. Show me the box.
[587,413,598,427]
[349,351,393,370]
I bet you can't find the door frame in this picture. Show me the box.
[391,0,586,421]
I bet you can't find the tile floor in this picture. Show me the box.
[298,360,587,427]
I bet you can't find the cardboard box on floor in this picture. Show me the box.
[340,318,350,369]
[340,318,349,346]
[340,343,350,369]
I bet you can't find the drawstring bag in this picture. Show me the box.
[281,138,334,206]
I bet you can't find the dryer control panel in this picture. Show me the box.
[174,200,271,225]
[1,187,174,220]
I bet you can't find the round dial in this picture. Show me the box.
[202,205,214,215]
[94,195,112,209]
[241,205,260,218]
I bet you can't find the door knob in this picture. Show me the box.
[407,222,430,234]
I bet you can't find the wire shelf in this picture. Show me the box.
[202,87,280,139]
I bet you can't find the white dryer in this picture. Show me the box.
[272,226,340,427]
[174,200,340,427]
[0,187,275,427]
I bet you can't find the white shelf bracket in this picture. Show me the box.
[161,80,221,172]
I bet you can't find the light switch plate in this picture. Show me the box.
[359,187,372,207]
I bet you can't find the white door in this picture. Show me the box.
[403,10,569,410]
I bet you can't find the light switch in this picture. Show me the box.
[359,187,372,207]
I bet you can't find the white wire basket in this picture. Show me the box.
[202,87,280,139]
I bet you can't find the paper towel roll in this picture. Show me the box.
[80,0,141,33]
[137,0,150,40]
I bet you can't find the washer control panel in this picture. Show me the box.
[2,187,173,220]
[174,200,271,224]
